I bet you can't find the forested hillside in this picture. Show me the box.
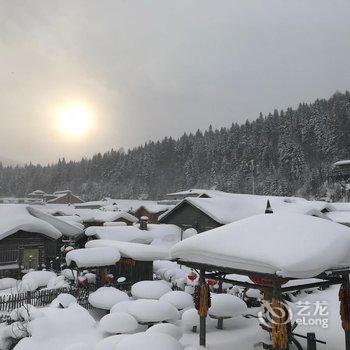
[1,91,349,200]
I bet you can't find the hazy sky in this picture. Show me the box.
[0,0,349,164]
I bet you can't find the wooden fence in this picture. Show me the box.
[0,286,94,314]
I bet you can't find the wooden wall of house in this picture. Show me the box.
[134,207,167,224]
[0,230,58,278]
[114,258,153,285]
[159,202,221,233]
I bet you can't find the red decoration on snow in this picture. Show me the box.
[206,278,217,286]
[188,272,198,282]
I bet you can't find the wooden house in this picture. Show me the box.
[0,205,62,278]
[47,190,84,205]
[158,194,329,233]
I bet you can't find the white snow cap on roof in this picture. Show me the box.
[85,226,154,244]
[27,206,84,238]
[326,211,350,225]
[160,194,311,224]
[85,239,170,261]
[0,205,61,241]
[171,213,350,278]
[66,247,121,268]
[167,188,231,198]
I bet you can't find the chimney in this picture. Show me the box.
[265,200,273,214]
[140,216,148,230]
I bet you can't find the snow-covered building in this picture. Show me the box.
[158,194,319,232]
[132,204,171,224]
[0,205,62,277]
[47,190,84,205]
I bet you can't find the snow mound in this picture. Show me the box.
[209,294,247,318]
[0,278,17,291]
[146,323,183,340]
[115,332,184,350]
[66,247,121,268]
[171,213,350,278]
[131,280,172,299]
[10,305,43,321]
[159,291,193,310]
[63,343,93,350]
[128,299,180,323]
[23,271,56,287]
[94,335,129,350]
[47,275,69,290]
[16,278,39,292]
[89,287,129,310]
[100,312,138,334]
[51,293,77,308]
[61,269,78,281]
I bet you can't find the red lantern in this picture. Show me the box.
[206,279,217,287]
[188,272,197,282]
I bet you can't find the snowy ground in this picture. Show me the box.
[2,285,344,350]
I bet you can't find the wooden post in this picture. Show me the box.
[343,274,350,350]
[272,278,288,350]
[307,333,317,350]
[199,269,206,347]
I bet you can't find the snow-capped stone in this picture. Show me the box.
[52,293,77,308]
[88,287,129,310]
[131,280,172,299]
[100,312,138,334]
[181,308,201,328]
[110,300,135,314]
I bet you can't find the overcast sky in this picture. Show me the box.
[0,0,349,164]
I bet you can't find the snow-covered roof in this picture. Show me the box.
[66,247,121,268]
[326,211,350,225]
[334,160,350,166]
[72,209,138,223]
[330,203,350,212]
[0,205,62,241]
[167,188,232,198]
[171,213,350,278]
[27,206,84,238]
[132,204,172,214]
[85,239,170,261]
[160,194,315,225]
[85,226,154,244]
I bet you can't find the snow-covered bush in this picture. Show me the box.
[22,271,56,287]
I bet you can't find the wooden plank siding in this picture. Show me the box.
[158,200,221,233]
[0,230,59,278]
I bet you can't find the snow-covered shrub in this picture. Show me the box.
[22,271,57,287]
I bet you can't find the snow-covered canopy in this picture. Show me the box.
[171,213,350,278]
[27,206,84,238]
[131,280,172,299]
[0,205,62,241]
[85,240,170,261]
[85,226,154,244]
[66,247,121,268]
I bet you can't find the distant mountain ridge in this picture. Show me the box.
[0,91,348,201]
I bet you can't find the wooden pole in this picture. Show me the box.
[199,269,206,347]
[307,333,317,350]
[343,274,350,350]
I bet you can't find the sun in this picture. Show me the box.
[58,105,92,137]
